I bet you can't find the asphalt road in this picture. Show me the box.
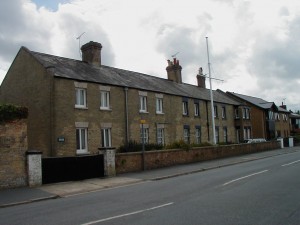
[1,151,300,225]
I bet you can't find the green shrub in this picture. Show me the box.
[165,140,191,151]
[118,140,164,153]
[0,104,28,123]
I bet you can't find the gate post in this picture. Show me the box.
[26,150,42,187]
[99,147,116,177]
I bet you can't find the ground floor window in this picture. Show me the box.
[157,128,164,145]
[223,127,228,143]
[140,127,149,144]
[76,128,88,154]
[244,127,251,139]
[215,127,219,143]
[183,127,190,144]
[101,128,112,147]
[195,127,201,144]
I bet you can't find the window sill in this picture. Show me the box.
[100,107,112,111]
[156,112,164,115]
[76,151,90,155]
[75,106,88,110]
[139,111,149,114]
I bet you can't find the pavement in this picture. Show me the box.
[0,146,299,208]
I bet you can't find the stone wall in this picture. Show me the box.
[116,141,281,174]
[0,119,28,189]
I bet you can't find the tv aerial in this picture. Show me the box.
[76,32,86,58]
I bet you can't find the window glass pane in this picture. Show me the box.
[81,129,86,149]
[76,129,80,149]
[140,96,147,111]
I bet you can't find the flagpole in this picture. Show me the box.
[206,37,216,145]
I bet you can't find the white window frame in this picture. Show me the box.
[100,91,110,110]
[156,98,163,114]
[76,128,88,154]
[214,105,218,118]
[195,128,201,144]
[140,96,147,113]
[183,101,188,115]
[75,88,87,108]
[157,128,164,145]
[235,108,240,119]
[183,128,190,143]
[215,127,219,143]
[223,127,228,142]
[222,106,226,119]
[140,127,149,144]
[194,103,200,116]
[101,128,112,147]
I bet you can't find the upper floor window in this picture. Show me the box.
[235,108,240,119]
[156,98,163,114]
[183,101,189,116]
[99,86,111,110]
[268,110,274,120]
[75,88,87,108]
[214,105,218,118]
[221,106,226,119]
[139,91,148,113]
[194,102,200,117]
[100,91,110,109]
[74,82,87,109]
[243,108,250,119]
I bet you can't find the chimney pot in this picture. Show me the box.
[166,58,182,83]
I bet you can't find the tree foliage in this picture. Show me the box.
[0,104,28,123]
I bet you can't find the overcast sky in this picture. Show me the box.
[1,0,300,111]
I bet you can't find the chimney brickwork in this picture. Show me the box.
[81,41,102,66]
[166,58,182,83]
[196,67,206,88]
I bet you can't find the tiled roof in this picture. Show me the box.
[227,92,273,109]
[30,49,240,105]
[227,92,289,113]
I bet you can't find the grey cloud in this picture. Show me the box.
[0,0,115,67]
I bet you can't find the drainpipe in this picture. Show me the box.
[206,101,210,142]
[124,87,129,145]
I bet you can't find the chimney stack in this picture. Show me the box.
[81,41,102,66]
[196,67,206,88]
[166,58,182,83]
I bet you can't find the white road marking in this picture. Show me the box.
[281,159,300,167]
[222,170,269,186]
[81,202,174,225]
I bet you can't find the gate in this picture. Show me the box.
[42,154,104,184]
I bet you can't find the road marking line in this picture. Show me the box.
[222,170,269,186]
[281,159,300,167]
[81,202,174,225]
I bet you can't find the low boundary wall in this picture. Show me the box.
[116,141,281,174]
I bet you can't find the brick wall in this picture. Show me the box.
[116,141,281,174]
[0,119,28,189]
